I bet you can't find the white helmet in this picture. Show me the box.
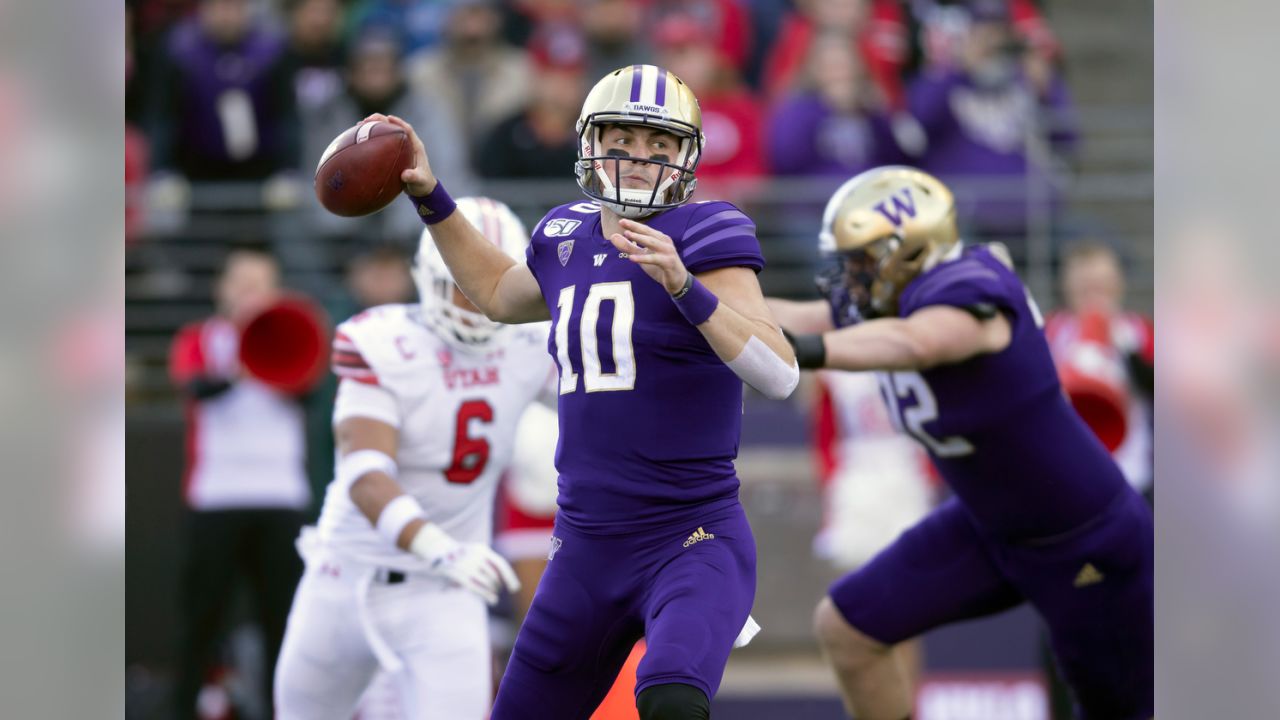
[413,197,529,349]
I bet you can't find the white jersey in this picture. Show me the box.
[815,370,934,569]
[316,304,556,570]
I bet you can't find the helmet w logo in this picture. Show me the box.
[873,188,918,227]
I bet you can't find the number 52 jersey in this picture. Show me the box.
[316,304,556,569]
[525,199,765,533]
[878,245,1129,541]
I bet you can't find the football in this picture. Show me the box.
[314,120,414,217]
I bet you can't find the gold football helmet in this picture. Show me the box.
[575,64,704,218]
[816,166,960,322]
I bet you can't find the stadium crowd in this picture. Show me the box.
[126,0,1079,251]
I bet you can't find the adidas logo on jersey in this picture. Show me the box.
[683,527,715,548]
[1073,563,1104,588]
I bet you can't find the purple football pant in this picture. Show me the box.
[491,500,756,719]
[830,490,1153,720]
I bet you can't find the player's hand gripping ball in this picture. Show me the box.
[314,120,415,217]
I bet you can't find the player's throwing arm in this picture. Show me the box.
[362,112,550,325]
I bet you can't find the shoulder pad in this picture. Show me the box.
[333,305,444,387]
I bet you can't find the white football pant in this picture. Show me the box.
[274,541,490,720]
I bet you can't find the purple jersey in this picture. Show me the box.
[883,245,1127,540]
[156,19,293,179]
[524,200,763,533]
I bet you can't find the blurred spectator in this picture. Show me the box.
[652,0,753,74]
[279,0,346,114]
[130,0,199,40]
[656,13,766,181]
[904,0,1061,80]
[906,1,1077,245]
[303,31,475,245]
[145,0,299,181]
[580,0,650,84]
[762,0,909,110]
[168,248,309,719]
[766,32,904,177]
[741,0,792,90]
[344,0,451,55]
[407,0,532,158]
[305,246,414,513]
[1045,242,1153,496]
[476,43,585,179]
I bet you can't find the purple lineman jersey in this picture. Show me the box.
[524,199,764,533]
[883,244,1129,540]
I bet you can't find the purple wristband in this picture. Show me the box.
[408,181,456,225]
[672,276,719,326]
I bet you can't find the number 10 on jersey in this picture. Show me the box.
[555,282,637,394]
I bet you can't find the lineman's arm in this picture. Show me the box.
[765,298,835,334]
[335,415,426,550]
[368,113,549,324]
[791,305,1012,372]
[606,220,798,399]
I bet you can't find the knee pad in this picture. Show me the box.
[637,682,710,720]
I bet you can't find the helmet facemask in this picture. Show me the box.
[413,258,505,351]
[411,196,529,352]
[817,235,904,324]
[576,118,701,218]
[578,117,701,217]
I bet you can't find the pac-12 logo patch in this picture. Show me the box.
[557,239,575,266]
[545,218,581,237]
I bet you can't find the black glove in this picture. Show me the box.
[783,328,827,370]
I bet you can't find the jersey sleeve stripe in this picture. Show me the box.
[338,371,381,386]
[682,226,757,258]
[685,208,752,238]
[330,356,371,371]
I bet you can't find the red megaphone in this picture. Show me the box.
[1058,311,1129,452]
[239,294,331,394]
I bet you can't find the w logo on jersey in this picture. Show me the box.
[873,188,918,227]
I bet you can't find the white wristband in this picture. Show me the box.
[376,495,427,546]
[336,449,398,493]
[408,522,458,563]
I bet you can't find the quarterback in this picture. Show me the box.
[366,63,798,720]
[272,197,556,719]
[772,167,1153,720]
